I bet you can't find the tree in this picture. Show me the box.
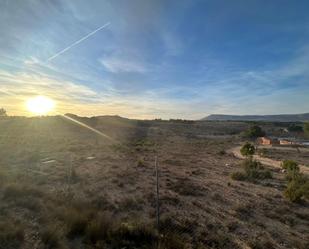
[287,124,303,133]
[0,108,7,116]
[240,142,255,157]
[244,125,265,139]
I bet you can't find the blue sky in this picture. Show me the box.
[1,0,309,119]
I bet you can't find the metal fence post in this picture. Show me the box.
[155,155,160,233]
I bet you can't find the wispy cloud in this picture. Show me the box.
[100,56,147,73]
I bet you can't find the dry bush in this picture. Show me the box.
[84,213,112,243]
[231,158,272,182]
[0,220,24,249]
[248,236,275,249]
[3,183,43,200]
[118,197,144,211]
[40,225,61,249]
[231,171,246,181]
[64,208,89,238]
[170,178,205,196]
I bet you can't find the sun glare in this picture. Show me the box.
[26,96,55,115]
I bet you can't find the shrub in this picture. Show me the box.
[64,209,89,238]
[240,142,255,157]
[0,108,7,117]
[110,223,157,248]
[259,170,273,179]
[40,225,60,248]
[85,214,111,243]
[0,221,24,248]
[231,172,246,181]
[137,158,145,167]
[218,150,226,156]
[3,183,43,200]
[248,237,275,249]
[243,158,272,180]
[243,158,263,172]
[284,173,309,203]
[0,169,8,185]
[231,158,272,181]
[281,160,300,181]
[258,148,267,156]
[281,160,299,172]
[158,233,186,249]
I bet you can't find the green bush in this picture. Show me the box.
[281,160,299,171]
[240,142,255,157]
[284,173,309,203]
[281,160,300,181]
[243,158,272,180]
[137,158,145,167]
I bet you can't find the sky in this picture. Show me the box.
[0,0,309,119]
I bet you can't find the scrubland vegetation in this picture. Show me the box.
[281,160,309,203]
[0,116,308,248]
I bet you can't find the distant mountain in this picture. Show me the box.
[203,113,309,122]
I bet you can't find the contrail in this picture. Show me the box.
[47,22,110,62]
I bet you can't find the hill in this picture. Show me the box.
[204,113,309,122]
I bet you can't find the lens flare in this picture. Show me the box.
[26,96,55,115]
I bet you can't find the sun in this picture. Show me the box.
[26,96,55,115]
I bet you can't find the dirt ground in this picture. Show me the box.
[0,116,308,249]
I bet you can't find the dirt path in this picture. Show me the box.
[228,145,309,175]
